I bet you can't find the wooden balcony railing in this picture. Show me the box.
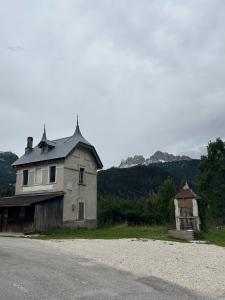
[178,217,197,231]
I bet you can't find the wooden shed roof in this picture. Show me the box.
[0,192,64,207]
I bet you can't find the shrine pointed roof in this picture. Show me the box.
[175,181,200,199]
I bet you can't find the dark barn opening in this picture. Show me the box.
[1,206,35,232]
[0,193,63,233]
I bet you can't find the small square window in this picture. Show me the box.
[79,167,85,184]
[23,170,29,186]
[49,166,56,183]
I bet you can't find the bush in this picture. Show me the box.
[98,177,177,226]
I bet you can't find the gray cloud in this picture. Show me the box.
[0,0,224,168]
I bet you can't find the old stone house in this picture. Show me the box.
[0,120,103,233]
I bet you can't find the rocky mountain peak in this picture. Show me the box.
[120,155,145,168]
[119,151,192,168]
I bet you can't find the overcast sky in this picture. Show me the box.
[0,1,225,168]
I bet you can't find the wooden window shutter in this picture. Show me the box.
[78,202,84,220]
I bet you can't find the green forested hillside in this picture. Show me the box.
[98,165,173,198]
[0,152,18,196]
[98,160,200,199]
[157,159,200,187]
[97,160,200,225]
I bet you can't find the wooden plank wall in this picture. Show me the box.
[178,199,193,208]
[34,198,63,232]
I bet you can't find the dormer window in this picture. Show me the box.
[41,144,49,153]
[38,127,55,153]
[39,141,55,153]
[23,170,29,186]
[49,166,56,183]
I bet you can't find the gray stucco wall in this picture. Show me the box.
[15,160,64,195]
[14,145,98,228]
[63,146,97,225]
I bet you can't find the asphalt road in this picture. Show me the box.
[0,237,208,300]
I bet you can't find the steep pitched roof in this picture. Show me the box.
[175,182,199,199]
[12,123,103,169]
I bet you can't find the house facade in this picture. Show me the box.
[0,120,103,233]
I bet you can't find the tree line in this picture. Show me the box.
[98,177,176,226]
[98,138,225,229]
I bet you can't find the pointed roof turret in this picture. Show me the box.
[41,124,47,141]
[65,116,91,146]
[73,115,82,137]
[175,180,200,199]
[38,124,55,149]
[183,181,189,190]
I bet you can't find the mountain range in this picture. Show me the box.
[119,151,192,168]
[98,159,200,199]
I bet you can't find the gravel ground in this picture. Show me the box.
[40,239,225,299]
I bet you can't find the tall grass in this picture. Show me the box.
[37,225,177,241]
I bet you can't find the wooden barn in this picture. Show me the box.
[0,193,63,233]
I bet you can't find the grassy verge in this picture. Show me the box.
[34,225,225,247]
[202,227,225,247]
[36,225,178,241]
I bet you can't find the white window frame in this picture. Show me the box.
[48,165,57,184]
[34,167,43,185]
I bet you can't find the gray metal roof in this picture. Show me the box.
[12,125,103,169]
[0,192,64,207]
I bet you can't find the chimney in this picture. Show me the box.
[25,136,33,153]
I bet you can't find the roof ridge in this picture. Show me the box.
[51,136,71,142]
[12,129,103,169]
